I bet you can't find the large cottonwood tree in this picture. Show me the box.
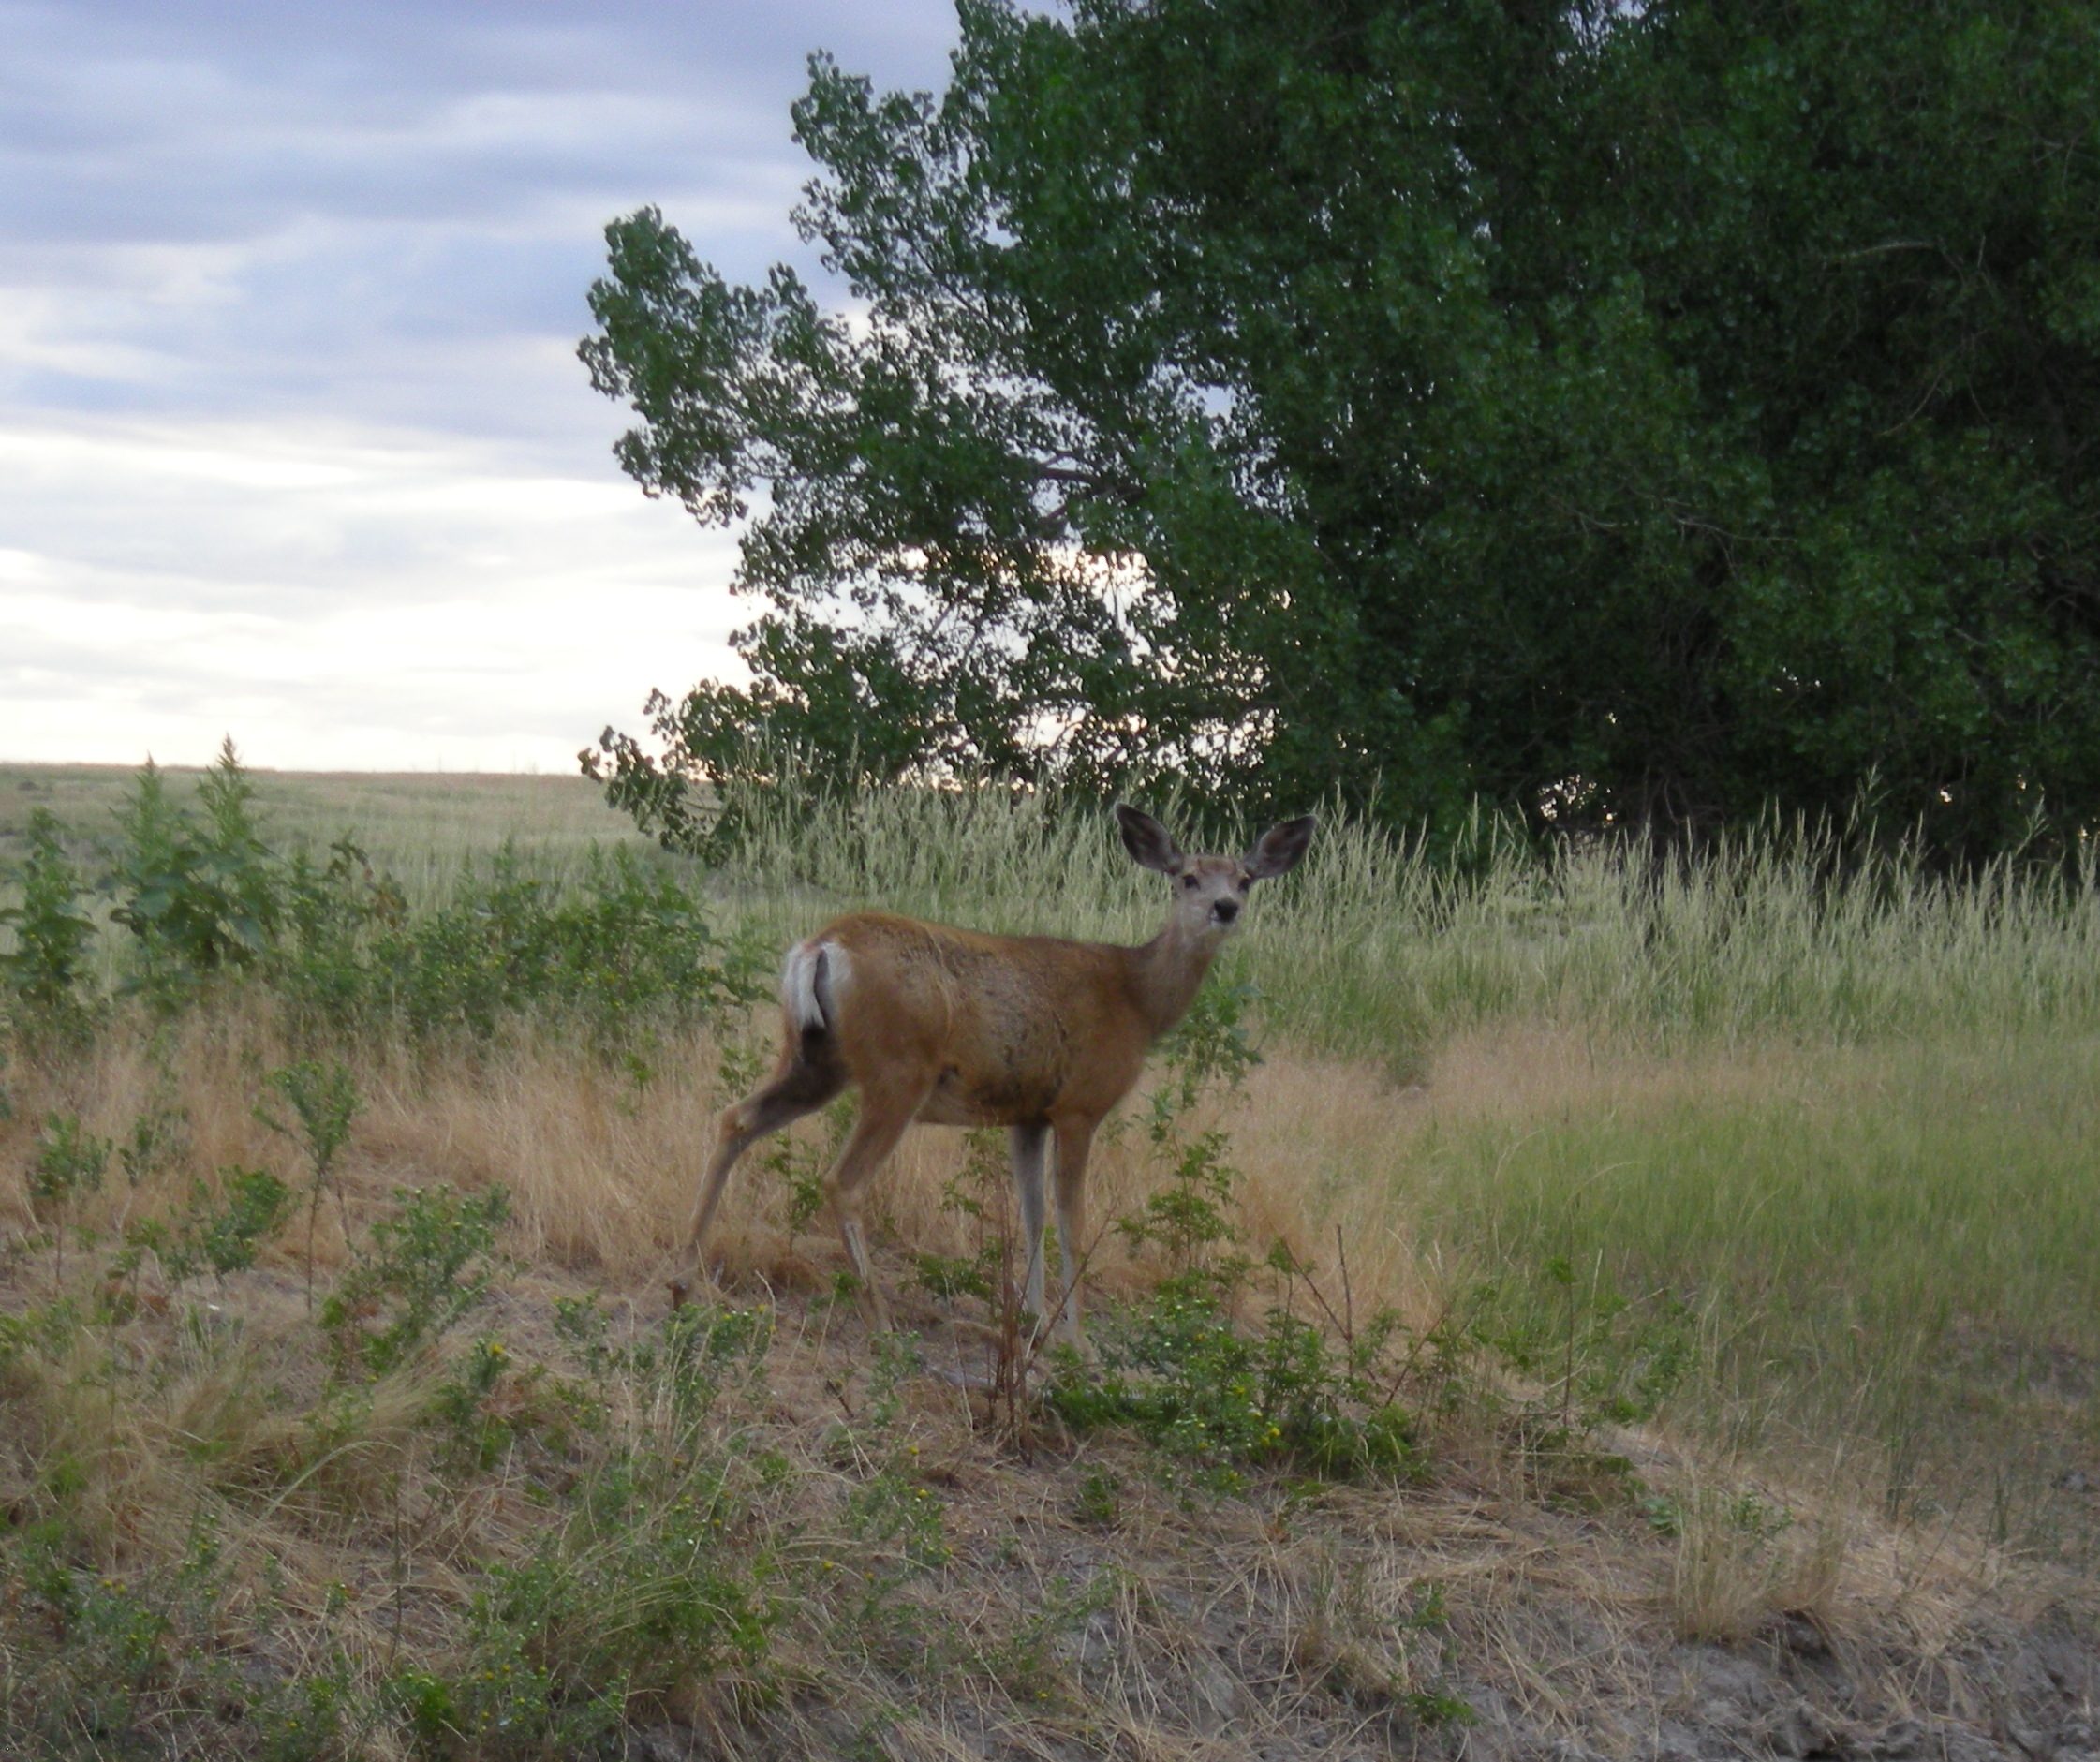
[583,0,2100,859]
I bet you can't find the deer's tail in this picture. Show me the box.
[781,940,848,1050]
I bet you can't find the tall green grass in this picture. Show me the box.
[22,763,2093,1059]
[710,782,2100,1548]
[1407,1033,2100,1529]
[715,781,2100,1057]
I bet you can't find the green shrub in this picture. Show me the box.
[29,1113,111,1282]
[108,744,281,1009]
[87,746,762,1051]
[155,1166,292,1291]
[1050,1278,1427,1488]
[369,842,764,1047]
[321,1185,510,1377]
[258,1059,361,1308]
[0,807,99,1040]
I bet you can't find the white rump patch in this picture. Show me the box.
[781,940,849,1034]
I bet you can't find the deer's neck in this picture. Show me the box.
[1127,922,1222,1042]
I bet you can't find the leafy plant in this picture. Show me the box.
[118,1085,190,1189]
[258,1059,361,1309]
[1478,1257,1695,1465]
[0,807,100,1040]
[29,1112,111,1281]
[1056,972,1427,1487]
[1049,1279,1427,1489]
[274,835,407,1037]
[369,842,765,1048]
[1118,966,1260,1281]
[155,1166,292,1292]
[910,1128,1009,1307]
[321,1184,510,1377]
[108,743,283,1008]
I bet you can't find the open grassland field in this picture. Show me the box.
[1,758,2096,1759]
[1,762,652,898]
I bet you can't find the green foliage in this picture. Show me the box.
[0,808,99,1040]
[1465,1257,1699,1509]
[1057,972,1427,1488]
[642,1302,777,1434]
[274,835,407,1034]
[1115,1129,1241,1283]
[397,1302,784,1753]
[153,1167,292,1291]
[1488,1256,1697,1438]
[0,1527,172,1748]
[22,748,765,1047]
[910,1128,1009,1307]
[0,1516,238,1756]
[29,1113,111,1281]
[368,842,765,1045]
[259,1058,361,1308]
[1049,1279,1427,1490]
[28,1113,109,1212]
[109,743,281,1008]
[1072,1469,1122,1528]
[434,1472,776,1754]
[321,1184,510,1377]
[117,1083,189,1189]
[259,1059,360,1179]
[584,0,2100,863]
[1118,967,1259,1279]
[762,1094,848,1247]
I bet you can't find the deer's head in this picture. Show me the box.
[1116,804,1316,940]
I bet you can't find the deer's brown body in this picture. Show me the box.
[667,807,1314,1340]
[814,911,1216,1129]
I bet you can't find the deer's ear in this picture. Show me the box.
[1115,804,1184,874]
[1246,814,1316,881]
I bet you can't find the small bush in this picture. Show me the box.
[365,842,766,1048]
[83,745,766,1051]
[0,807,99,1041]
[108,744,281,1010]
[155,1166,292,1290]
[29,1113,111,1281]
[322,1185,510,1377]
[1050,1278,1427,1488]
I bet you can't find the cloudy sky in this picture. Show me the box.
[0,0,957,772]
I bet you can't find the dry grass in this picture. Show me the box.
[1,1001,2090,1757]
[7,1005,2092,1528]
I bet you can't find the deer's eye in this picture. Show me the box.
[1181,874,1199,890]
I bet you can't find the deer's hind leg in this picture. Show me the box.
[670,1043,846,1306]
[822,1069,936,1334]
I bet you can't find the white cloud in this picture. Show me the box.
[0,413,747,770]
[0,0,960,773]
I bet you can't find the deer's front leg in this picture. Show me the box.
[1008,1123,1051,1335]
[1050,1117,1099,1349]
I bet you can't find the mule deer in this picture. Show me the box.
[669,805,1315,1341]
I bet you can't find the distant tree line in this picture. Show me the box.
[581,0,2100,863]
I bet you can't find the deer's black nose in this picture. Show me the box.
[1213,899,1240,925]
